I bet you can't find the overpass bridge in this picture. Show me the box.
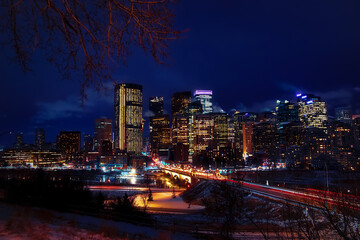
[160,166,360,212]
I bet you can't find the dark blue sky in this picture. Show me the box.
[1,0,360,147]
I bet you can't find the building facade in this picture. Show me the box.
[149,96,164,115]
[114,83,143,154]
[297,94,328,130]
[171,91,191,116]
[194,90,213,114]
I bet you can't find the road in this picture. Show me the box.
[160,163,360,212]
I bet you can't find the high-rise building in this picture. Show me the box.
[213,113,228,148]
[194,90,213,114]
[57,131,81,155]
[172,115,189,146]
[253,122,279,162]
[194,114,214,155]
[35,128,45,149]
[354,117,360,149]
[335,107,352,124]
[149,96,164,115]
[83,134,94,153]
[242,122,254,157]
[276,100,298,127]
[171,91,191,116]
[149,114,171,156]
[114,83,143,154]
[297,94,328,130]
[14,132,23,148]
[94,118,113,151]
[304,128,331,168]
[186,101,203,159]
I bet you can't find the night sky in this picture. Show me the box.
[1,0,360,147]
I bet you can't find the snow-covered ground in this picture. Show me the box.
[0,202,197,240]
[134,191,204,213]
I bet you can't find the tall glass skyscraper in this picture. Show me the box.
[114,83,143,154]
[194,90,213,114]
[149,96,164,115]
[297,93,327,130]
[171,91,191,116]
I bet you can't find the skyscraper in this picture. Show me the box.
[253,121,279,161]
[297,94,328,130]
[149,96,164,115]
[14,132,23,148]
[335,107,352,124]
[171,91,191,116]
[57,131,81,155]
[149,114,171,156]
[242,122,254,157]
[35,128,45,149]
[83,134,94,153]
[114,83,143,154]
[194,114,214,155]
[213,113,228,148]
[275,100,298,127]
[194,90,213,114]
[94,118,113,151]
[186,101,203,159]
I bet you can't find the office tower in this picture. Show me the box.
[57,131,81,155]
[328,121,354,169]
[242,122,254,157]
[297,94,328,130]
[227,117,235,143]
[35,128,45,149]
[149,114,171,156]
[233,112,244,157]
[194,114,214,155]
[304,128,331,168]
[280,121,305,167]
[330,121,353,148]
[100,140,113,156]
[14,132,23,148]
[94,118,113,151]
[233,112,257,159]
[354,117,360,149]
[257,111,277,123]
[253,122,279,162]
[186,101,203,159]
[83,134,93,153]
[149,96,164,115]
[213,113,228,148]
[171,115,189,162]
[234,112,257,123]
[194,90,213,114]
[276,100,299,127]
[114,83,143,154]
[171,91,191,116]
[335,107,352,124]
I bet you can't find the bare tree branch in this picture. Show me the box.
[1,0,183,99]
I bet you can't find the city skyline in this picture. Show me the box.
[1,1,360,146]
[1,86,359,147]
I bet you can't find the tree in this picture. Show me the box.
[1,0,182,98]
[202,180,245,239]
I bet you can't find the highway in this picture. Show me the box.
[158,162,360,212]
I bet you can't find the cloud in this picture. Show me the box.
[234,100,277,113]
[314,88,352,106]
[32,82,113,123]
[277,82,303,93]
[213,104,225,113]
